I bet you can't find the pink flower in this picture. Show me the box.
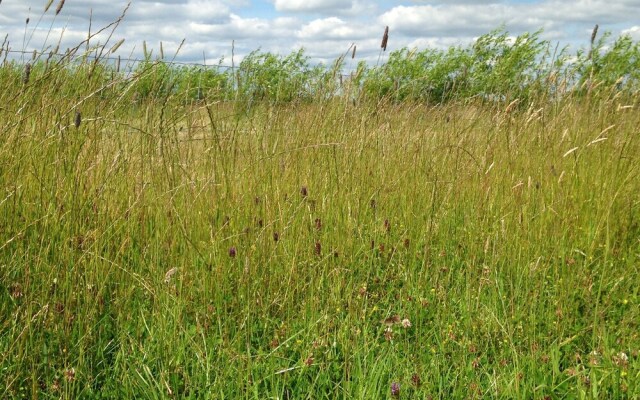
[391,382,400,397]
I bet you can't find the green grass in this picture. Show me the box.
[1,49,640,398]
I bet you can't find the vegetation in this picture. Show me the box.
[1,9,639,399]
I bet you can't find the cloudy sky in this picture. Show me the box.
[1,0,639,68]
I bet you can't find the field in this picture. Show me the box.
[1,20,640,399]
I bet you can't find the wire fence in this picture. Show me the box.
[2,48,236,72]
[1,45,364,104]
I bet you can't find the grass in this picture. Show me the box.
[1,30,640,399]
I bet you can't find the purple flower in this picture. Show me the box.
[391,382,400,397]
[229,247,237,258]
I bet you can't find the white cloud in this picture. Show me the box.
[272,0,376,16]
[273,0,354,12]
[622,26,640,40]
[298,17,376,40]
[380,4,521,36]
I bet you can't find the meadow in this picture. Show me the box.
[1,14,640,399]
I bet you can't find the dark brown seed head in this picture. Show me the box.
[301,186,308,197]
[314,218,322,231]
[381,26,389,51]
[352,45,356,59]
[273,232,279,242]
[314,241,321,256]
[384,219,391,233]
[74,111,81,128]
[590,24,599,47]
[229,247,237,258]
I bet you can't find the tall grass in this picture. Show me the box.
[1,11,639,399]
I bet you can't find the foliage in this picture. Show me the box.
[236,48,323,102]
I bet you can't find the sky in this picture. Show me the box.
[1,0,639,68]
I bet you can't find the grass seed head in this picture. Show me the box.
[56,0,65,15]
[590,24,599,47]
[23,63,31,84]
[381,26,389,51]
[164,267,177,284]
[110,38,125,54]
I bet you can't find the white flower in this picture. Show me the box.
[401,318,412,328]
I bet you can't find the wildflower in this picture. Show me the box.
[64,368,75,382]
[411,373,421,387]
[229,247,237,258]
[614,352,629,366]
[390,382,400,397]
[401,318,411,328]
[300,186,308,197]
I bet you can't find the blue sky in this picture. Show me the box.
[1,0,639,66]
